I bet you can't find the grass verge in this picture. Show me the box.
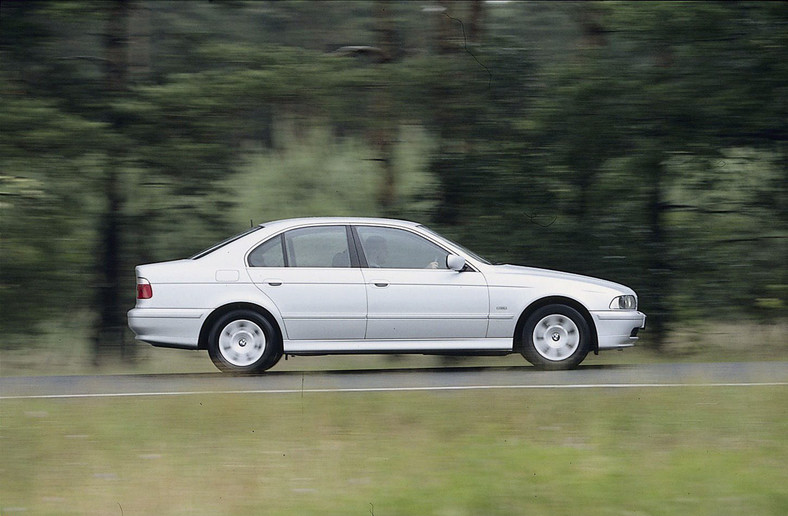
[1,386,786,515]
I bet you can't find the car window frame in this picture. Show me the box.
[247,233,287,267]
[416,225,491,266]
[191,226,264,260]
[350,224,470,271]
[246,225,361,268]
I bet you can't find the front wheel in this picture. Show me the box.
[521,304,590,370]
[207,310,282,374]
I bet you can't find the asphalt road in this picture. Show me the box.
[1,362,786,400]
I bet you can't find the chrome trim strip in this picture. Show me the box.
[592,310,646,324]
[367,314,489,320]
[128,308,205,319]
[283,313,489,320]
[283,313,366,320]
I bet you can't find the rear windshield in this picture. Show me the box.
[190,226,263,259]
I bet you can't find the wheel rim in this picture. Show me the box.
[218,319,267,367]
[532,314,580,361]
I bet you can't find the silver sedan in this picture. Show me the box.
[128,217,646,373]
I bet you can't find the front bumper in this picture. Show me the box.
[127,308,206,349]
[590,310,647,350]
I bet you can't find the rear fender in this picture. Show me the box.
[197,291,284,350]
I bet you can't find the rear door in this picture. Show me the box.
[246,225,366,341]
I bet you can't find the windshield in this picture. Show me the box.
[190,226,263,259]
[417,226,492,265]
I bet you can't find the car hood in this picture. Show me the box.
[483,264,635,295]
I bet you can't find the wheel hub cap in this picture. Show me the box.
[219,319,266,367]
[532,314,580,361]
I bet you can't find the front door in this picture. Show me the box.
[355,225,489,340]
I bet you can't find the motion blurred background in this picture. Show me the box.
[1,1,785,367]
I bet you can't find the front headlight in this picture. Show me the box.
[610,295,637,310]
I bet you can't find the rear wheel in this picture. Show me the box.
[521,304,590,370]
[207,310,281,373]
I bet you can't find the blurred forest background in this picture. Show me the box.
[1,1,785,363]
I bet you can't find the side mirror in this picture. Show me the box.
[446,254,466,272]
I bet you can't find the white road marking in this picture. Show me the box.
[1,382,786,400]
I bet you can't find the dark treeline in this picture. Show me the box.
[1,1,785,358]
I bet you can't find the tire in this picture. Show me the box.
[521,304,590,370]
[207,310,282,374]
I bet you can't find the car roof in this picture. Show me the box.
[259,217,421,231]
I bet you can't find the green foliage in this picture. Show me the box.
[663,148,787,317]
[0,1,785,348]
[223,123,438,225]
[228,124,383,222]
[0,84,111,330]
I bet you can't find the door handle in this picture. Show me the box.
[265,279,283,286]
[373,282,389,288]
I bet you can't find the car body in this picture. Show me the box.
[128,217,646,372]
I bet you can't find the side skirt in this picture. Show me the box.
[283,338,513,355]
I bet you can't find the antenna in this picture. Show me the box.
[250,219,253,228]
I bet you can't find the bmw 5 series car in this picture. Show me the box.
[128,217,646,373]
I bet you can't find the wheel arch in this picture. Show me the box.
[198,302,282,350]
[513,296,598,354]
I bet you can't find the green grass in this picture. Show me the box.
[2,386,786,515]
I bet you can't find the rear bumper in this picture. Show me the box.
[127,308,205,349]
[590,310,647,350]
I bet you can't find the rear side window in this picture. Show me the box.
[285,226,350,267]
[247,226,351,268]
[247,235,284,267]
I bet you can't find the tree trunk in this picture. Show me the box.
[468,0,484,44]
[643,152,669,351]
[93,0,131,363]
[373,0,397,212]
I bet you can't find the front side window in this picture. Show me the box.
[356,226,449,269]
[247,226,351,268]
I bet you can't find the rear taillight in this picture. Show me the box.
[136,279,153,299]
